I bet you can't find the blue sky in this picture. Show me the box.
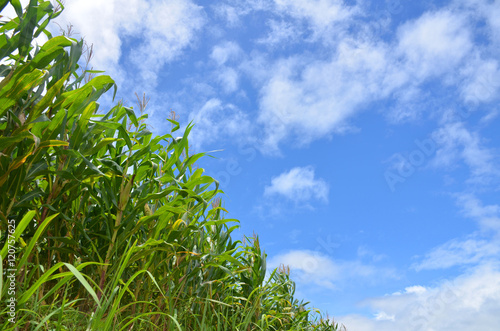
[5,0,500,329]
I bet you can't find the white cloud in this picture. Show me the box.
[264,166,329,202]
[431,121,498,183]
[397,10,472,79]
[268,250,396,290]
[414,236,500,271]
[386,86,426,124]
[414,193,500,270]
[1,2,22,20]
[54,0,500,157]
[209,42,242,93]
[268,250,339,289]
[374,311,395,321]
[464,0,500,45]
[210,41,241,66]
[257,40,399,151]
[453,1,500,104]
[188,98,251,151]
[339,264,500,331]
[357,246,387,263]
[217,0,357,45]
[485,1,500,43]
[460,57,500,104]
[129,0,205,88]
[0,1,49,60]
[456,193,500,232]
[274,0,355,39]
[212,4,241,27]
[257,19,300,46]
[56,0,204,89]
[253,6,500,152]
[216,67,239,93]
[56,0,137,75]
[212,1,273,28]
[47,0,500,157]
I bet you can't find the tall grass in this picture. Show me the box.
[0,1,344,330]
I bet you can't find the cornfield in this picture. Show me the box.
[0,1,342,330]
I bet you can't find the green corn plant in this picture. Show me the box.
[0,1,343,330]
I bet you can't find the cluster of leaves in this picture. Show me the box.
[0,1,343,330]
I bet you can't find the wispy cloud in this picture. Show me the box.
[460,57,500,104]
[273,0,356,41]
[211,41,242,66]
[212,4,242,27]
[264,166,329,203]
[188,98,252,151]
[430,121,498,184]
[414,236,500,271]
[415,193,500,271]
[339,263,500,331]
[208,42,243,94]
[456,193,500,232]
[268,249,396,290]
[257,19,301,46]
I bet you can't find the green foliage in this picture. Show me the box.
[0,1,343,330]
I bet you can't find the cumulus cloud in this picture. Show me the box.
[264,166,329,202]
[130,0,205,87]
[484,1,500,43]
[255,7,483,151]
[212,4,241,27]
[460,0,500,45]
[49,0,500,156]
[460,57,500,104]
[188,98,252,151]
[268,250,339,289]
[254,3,500,151]
[209,41,242,93]
[55,0,204,89]
[267,250,396,290]
[216,67,239,93]
[396,10,472,79]
[339,263,500,331]
[257,40,398,151]
[211,41,241,66]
